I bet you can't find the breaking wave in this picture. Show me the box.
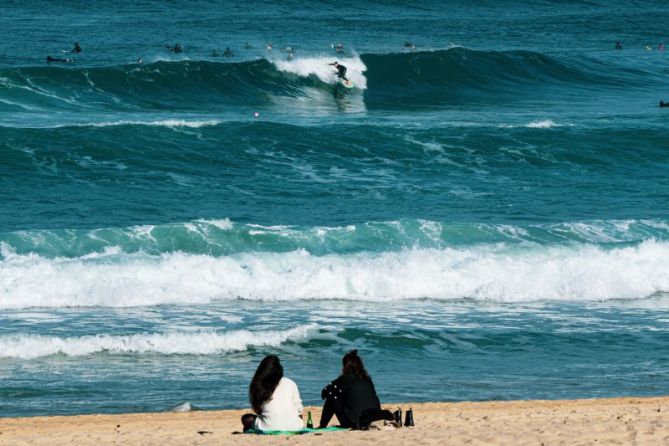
[0,324,316,359]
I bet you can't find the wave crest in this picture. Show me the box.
[0,325,316,359]
[1,240,667,308]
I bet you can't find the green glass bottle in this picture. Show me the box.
[306,411,313,429]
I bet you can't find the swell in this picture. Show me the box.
[0,48,650,114]
[1,218,668,258]
[361,48,647,107]
[2,120,667,232]
[3,120,667,169]
[0,58,312,112]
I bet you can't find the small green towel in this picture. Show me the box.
[246,427,347,436]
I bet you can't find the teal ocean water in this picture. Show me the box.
[1,1,669,417]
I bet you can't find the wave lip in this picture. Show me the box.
[0,324,317,359]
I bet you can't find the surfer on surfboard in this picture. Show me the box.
[329,61,349,83]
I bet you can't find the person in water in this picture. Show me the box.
[403,41,416,50]
[319,350,393,429]
[329,61,348,82]
[241,355,304,432]
[660,42,665,51]
[46,55,72,63]
[223,47,234,57]
[72,42,82,53]
[169,43,183,53]
[615,41,623,50]
[660,101,668,107]
[333,43,344,53]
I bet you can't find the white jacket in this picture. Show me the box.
[254,377,304,431]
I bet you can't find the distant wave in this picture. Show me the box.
[1,237,667,308]
[0,48,647,113]
[1,218,668,258]
[74,119,222,128]
[2,119,665,183]
[0,324,316,359]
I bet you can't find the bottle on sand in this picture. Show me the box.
[404,408,414,427]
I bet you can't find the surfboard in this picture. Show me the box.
[340,79,354,89]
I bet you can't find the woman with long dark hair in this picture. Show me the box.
[241,355,304,432]
[318,350,393,429]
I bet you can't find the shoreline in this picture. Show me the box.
[1,396,667,445]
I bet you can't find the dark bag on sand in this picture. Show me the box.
[358,408,395,429]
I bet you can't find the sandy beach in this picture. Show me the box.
[1,396,667,445]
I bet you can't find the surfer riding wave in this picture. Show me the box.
[329,61,349,83]
[271,55,366,90]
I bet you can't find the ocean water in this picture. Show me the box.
[1,0,669,417]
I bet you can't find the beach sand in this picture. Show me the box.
[1,396,667,445]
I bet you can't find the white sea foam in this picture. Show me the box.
[498,119,563,129]
[525,119,558,128]
[203,218,234,230]
[0,324,316,359]
[82,119,221,128]
[0,241,668,308]
[272,55,368,89]
[8,119,224,130]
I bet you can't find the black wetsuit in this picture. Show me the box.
[46,56,71,63]
[336,64,348,81]
[319,374,392,429]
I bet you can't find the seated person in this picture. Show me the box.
[241,355,304,432]
[319,350,393,429]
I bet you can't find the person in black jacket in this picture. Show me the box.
[318,350,393,429]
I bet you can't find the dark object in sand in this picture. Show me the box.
[404,408,414,427]
[393,408,403,426]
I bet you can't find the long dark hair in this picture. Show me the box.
[249,355,284,414]
[342,349,370,380]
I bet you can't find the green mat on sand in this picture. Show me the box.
[246,427,347,435]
